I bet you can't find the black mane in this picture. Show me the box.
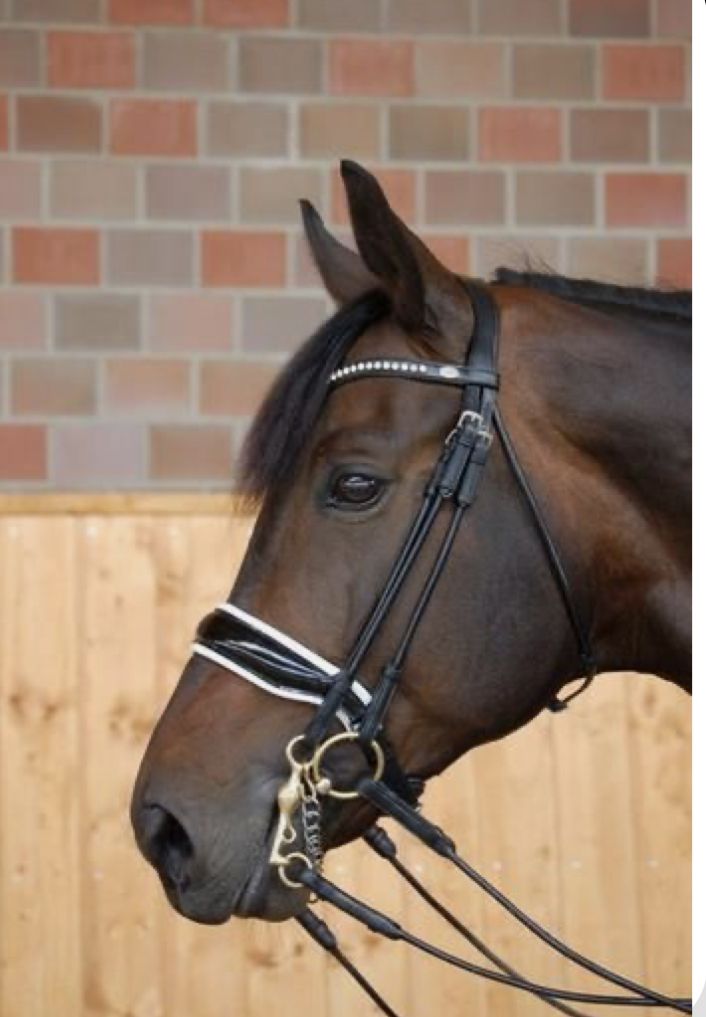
[239,269,691,499]
[493,267,691,321]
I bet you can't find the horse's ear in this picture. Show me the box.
[340,160,473,354]
[300,200,377,305]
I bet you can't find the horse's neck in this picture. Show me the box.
[500,290,691,690]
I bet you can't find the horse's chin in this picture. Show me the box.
[160,849,308,925]
[231,853,309,921]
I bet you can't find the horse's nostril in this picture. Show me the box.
[139,803,195,891]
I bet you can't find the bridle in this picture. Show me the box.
[192,282,691,1015]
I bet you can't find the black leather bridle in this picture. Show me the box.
[192,283,690,1015]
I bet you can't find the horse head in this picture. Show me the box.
[131,161,690,926]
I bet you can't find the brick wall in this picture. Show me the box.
[0,0,691,490]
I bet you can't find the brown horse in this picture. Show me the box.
[131,161,690,930]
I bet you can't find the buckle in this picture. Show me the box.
[445,410,482,446]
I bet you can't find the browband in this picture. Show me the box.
[330,358,499,390]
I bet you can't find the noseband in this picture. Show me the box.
[191,283,689,1015]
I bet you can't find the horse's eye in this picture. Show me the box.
[328,473,385,508]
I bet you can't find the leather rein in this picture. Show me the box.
[191,283,690,1016]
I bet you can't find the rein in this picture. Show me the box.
[191,282,690,1015]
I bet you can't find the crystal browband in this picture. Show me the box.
[330,358,499,389]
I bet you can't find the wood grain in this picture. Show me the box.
[0,506,691,1017]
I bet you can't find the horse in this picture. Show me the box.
[131,161,691,958]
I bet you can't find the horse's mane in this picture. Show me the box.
[493,267,692,322]
[239,269,692,500]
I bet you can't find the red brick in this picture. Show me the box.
[332,166,416,225]
[419,234,470,274]
[202,0,288,27]
[11,358,96,415]
[603,44,685,101]
[53,423,145,487]
[109,0,194,23]
[0,96,7,151]
[48,31,135,88]
[110,99,196,156]
[13,228,99,285]
[0,292,46,350]
[569,0,649,36]
[415,41,506,97]
[657,238,691,288]
[201,232,286,287]
[655,0,690,38]
[16,95,102,153]
[200,361,278,416]
[605,173,687,228]
[148,293,233,351]
[0,29,41,86]
[0,160,42,219]
[104,359,191,416]
[329,39,413,97]
[0,425,47,481]
[150,425,233,481]
[479,107,561,162]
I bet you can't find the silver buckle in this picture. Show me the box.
[445,410,483,445]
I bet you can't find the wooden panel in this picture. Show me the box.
[550,678,645,1017]
[77,517,164,1017]
[473,710,565,1017]
[0,518,82,1017]
[627,678,691,994]
[0,505,691,1017]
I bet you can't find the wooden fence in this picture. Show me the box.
[0,498,691,1017]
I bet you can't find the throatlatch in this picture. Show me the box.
[191,283,688,1016]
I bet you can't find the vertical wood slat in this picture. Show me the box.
[152,517,248,1017]
[0,518,82,1017]
[77,517,164,1017]
[550,677,647,1017]
[0,510,691,1017]
[473,711,565,1017]
[627,678,692,995]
